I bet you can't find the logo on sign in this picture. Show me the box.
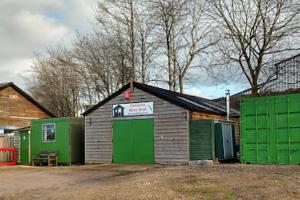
[113,102,153,117]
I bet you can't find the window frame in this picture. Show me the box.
[42,123,56,142]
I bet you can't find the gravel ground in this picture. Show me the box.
[0,164,299,200]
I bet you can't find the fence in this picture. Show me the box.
[0,136,16,166]
[0,136,14,148]
[0,148,17,166]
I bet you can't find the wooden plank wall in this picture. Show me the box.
[190,112,240,145]
[0,86,50,129]
[85,88,189,164]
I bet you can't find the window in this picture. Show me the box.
[42,124,56,142]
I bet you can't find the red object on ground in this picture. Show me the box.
[0,147,16,166]
[124,89,131,100]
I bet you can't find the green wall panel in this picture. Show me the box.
[189,120,214,160]
[241,93,300,164]
[31,118,70,164]
[113,119,154,164]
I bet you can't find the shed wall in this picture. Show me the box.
[85,88,189,164]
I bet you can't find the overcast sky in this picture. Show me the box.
[0,0,247,99]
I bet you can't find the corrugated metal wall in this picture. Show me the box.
[241,93,300,164]
[85,88,189,164]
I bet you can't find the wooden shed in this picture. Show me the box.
[82,82,240,164]
[0,82,55,132]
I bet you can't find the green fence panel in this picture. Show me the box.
[190,120,214,160]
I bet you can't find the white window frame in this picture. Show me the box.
[42,123,56,142]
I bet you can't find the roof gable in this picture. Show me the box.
[82,82,240,117]
[0,82,56,117]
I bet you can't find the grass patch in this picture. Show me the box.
[175,185,236,199]
[169,175,236,199]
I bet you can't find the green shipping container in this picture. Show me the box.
[241,93,300,164]
[31,118,85,165]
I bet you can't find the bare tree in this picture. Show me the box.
[97,0,137,81]
[150,0,188,90]
[173,1,218,93]
[208,0,300,94]
[135,3,159,83]
[26,0,222,115]
[28,46,82,117]
[150,0,217,92]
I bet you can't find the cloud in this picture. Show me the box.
[0,11,70,60]
[0,0,95,87]
[184,82,249,99]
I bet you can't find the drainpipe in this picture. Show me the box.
[226,90,230,121]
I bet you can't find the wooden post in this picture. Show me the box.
[130,79,134,92]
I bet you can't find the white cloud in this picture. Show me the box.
[185,82,249,99]
[0,0,95,87]
[0,58,32,87]
[0,11,70,60]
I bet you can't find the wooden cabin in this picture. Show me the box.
[83,82,240,164]
[0,82,55,132]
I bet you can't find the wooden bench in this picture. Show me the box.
[32,151,58,167]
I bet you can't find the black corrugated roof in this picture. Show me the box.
[0,82,56,117]
[82,82,240,117]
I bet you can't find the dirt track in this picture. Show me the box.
[0,164,300,200]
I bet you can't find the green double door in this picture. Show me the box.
[113,118,154,164]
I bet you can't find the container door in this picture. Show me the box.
[241,94,300,164]
[113,118,154,164]
[222,123,234,159]
[20,132,29,165]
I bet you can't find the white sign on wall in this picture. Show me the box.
[113,102,153,117]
